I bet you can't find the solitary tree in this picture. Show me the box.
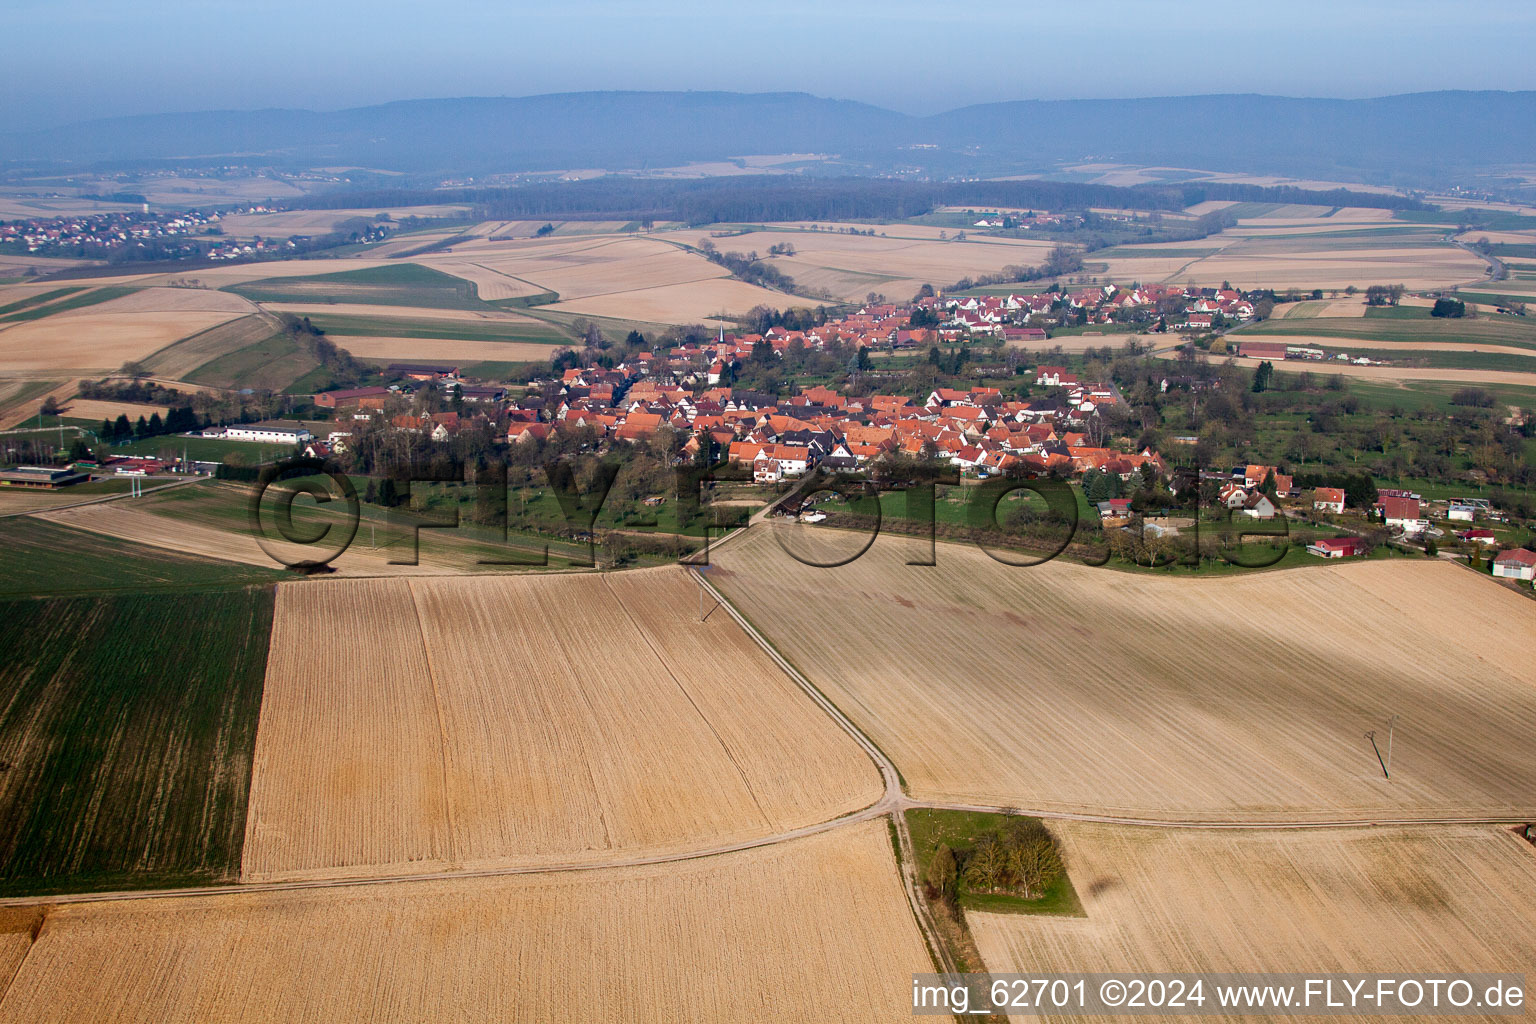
[925,844,958,899]
[1251,360,1274,393]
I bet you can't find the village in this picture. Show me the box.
[243,290,1530,583]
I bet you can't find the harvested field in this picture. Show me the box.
[1228,355,1536,388]
[140,313,281,379]
[666,227,1058,302]
[0,311,242,374]
[0,380,68,429]
[58,398,171,422]
[972,824,1536,1024]
[428,259,546,300]
[241,569,880,881]
[0,821,928,1024]
[548,277,795,322]
[710,528,1536,821]
[0,588,272,895]
[0,484,132,517]
[1159,245,1484,290]
[443,237,721,297]
[36,498,502,576]
[56,286,255,316]
[339,336,566,363]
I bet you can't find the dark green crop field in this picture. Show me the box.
[0,586,274,895]
[226,262,491,310]
[0,517,284,599]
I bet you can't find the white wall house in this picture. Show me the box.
[224,421,313,445]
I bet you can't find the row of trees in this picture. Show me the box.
[696,241,798,292]
[97,406,200,443]
[946,244,1084,291]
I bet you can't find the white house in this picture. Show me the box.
[1377,496,1427,537]
[223,421,313,445]
[1312,487,1346,514]
[1238,492,1278,519]
[1492,549,1536,582]
[1447,503,1477,523]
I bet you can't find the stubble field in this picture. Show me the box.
[240,569,881,881]
[972,823,1536,1023]
[0,821,927,1023]
[0,310,244,374]
[709,528,1536,821]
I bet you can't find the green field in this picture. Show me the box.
[0,286,85,317]
[0,585,273,895]
[0,285,137,323]
[1306,347,1536,373]
[0,517,284,597]
[109,433,302,462]
[303,312,571,344]
[141,313,282,379]
[226,262,492,310]
[905,809,1084,917]
[184,331,316,390]
[1238,314,1536,349]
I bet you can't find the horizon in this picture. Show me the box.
[13,84,1536,134]
[5,0,1536,132]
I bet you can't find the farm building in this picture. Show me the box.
[1237,342,1288,360]
[0,465,89,489]
[223,421,314,445]
[1457,528,1498,546]
[1312,487,1346,514]
[1307,537,1369,559]
[1492,549,1536,582]
[314,386,391,409]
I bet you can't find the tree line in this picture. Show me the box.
[282,177,1418,227]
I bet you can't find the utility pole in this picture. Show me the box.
[1384,714,1399,778]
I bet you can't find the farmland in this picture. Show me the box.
[708,527,1536,821]
[0,309,244,375]
[0,587,272,895]
[661,225,1060,302]
[241,570,881,880]
[0,822,930,1023]
[227,263,493,310]
[1095,208,1486,291]
[0,516,283,596]
[1238,312,1536,350]
[140,313,283,380]
[38,478,610,573]
[971,823,1536,1022]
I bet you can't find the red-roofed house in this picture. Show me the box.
[1312,487,1346,514]
[1376,496,1426,536]
[1492,548,1536,582]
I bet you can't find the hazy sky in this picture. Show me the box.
[4,0,1535,131]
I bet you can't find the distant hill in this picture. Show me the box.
[5,90,1534,188]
